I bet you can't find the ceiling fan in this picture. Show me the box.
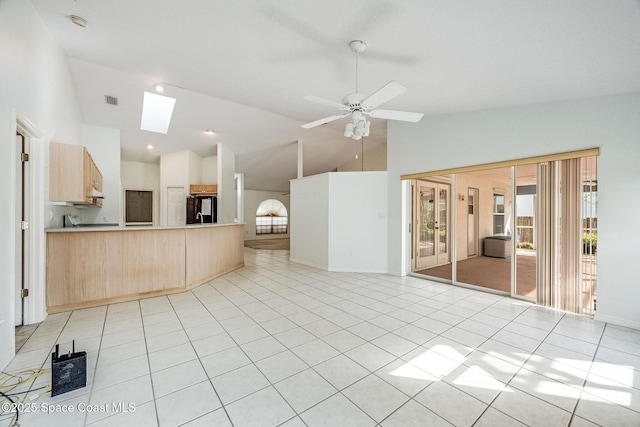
[301,40,424,140]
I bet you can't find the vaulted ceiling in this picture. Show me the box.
[30,0,640,191]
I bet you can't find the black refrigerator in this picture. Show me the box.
[186,196,217,224]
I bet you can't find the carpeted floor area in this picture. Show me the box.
[244,238,290,250]
[415,254,536,297]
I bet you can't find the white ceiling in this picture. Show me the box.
[30,0,640,191]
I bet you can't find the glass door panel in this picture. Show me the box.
[515,164,537,299]
[413,180,451,277]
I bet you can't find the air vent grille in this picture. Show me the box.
[104,95,118,106]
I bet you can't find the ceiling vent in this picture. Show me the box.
[104,95,118,106]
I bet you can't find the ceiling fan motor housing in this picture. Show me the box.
[342,93,367,111]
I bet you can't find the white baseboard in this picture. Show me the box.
[594,313,640,331]
[288,257,328,271]
[328,267,388,274]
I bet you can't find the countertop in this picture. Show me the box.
[46,223,243,232]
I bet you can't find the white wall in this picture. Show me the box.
[244,190,290,240]
[290,172,388,273]
[290,174,329,269]
[121,161,160,188]
[217,143,236,224]
[159,150,191,225]
[328,172,388,273]
[121,161,160,225]
[202,155,217,183]
[188,150,203,186]
[0,0,83,369]
[82,125,121,225]
[388,92,640,329]
[337,143,387,172]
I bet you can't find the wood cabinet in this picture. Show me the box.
[190,184,217,195]
[45,224,245,313]
[50,142,103,207]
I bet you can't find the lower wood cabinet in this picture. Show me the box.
[45,224,244,312]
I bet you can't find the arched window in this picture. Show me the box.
[256,199,288,235]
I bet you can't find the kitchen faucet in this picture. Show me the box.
[196,212,203,224]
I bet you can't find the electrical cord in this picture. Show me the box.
[0,368,50,427]
[0,389,19,426]
[0,368,47,393]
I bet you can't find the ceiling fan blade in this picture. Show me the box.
[303,95,348,110]
[361,81,407,109]
[369,109,424,122]
[301,113,350,129]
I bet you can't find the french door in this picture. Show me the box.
[413,181,451,270]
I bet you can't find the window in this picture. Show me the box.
[256,199,288,235]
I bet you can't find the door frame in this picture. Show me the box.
[15,131,28,325]
[412,179,452,272]
[467,187,479,258]
[16,113,46,326]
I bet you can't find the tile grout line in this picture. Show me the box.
[567,322,608,427]
[138,298,162,427]
[464,306,568,426]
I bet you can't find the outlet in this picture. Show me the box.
[103,216,109,222]
[50,209,54,220]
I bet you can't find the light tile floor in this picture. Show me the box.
[2,248,640,426]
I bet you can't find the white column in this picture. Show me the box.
[234,173,244,224]
[297,139,303,179]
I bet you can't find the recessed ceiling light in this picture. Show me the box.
[140,91,176,134]
[146,144,154,150]
[154,83,165,93]
[68,15,87,27]
[205,129,215,135]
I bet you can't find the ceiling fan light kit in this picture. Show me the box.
[301,40,423,140]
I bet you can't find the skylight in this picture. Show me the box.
[140,91,176,134]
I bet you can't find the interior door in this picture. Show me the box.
[167,187,186,226]
[413,181,451,270]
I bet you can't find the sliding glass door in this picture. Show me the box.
[514,164,537,299]
[410,153,598,315]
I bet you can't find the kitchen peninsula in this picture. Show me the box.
[46,223,243,313]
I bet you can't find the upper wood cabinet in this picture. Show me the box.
[50,142,103,207]
[190,184,217,195]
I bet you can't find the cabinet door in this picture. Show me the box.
[50,142,85,202]
[203,184,217,194]
[49,142,104,206]
[91,157,103,207]
[83,149,93,203]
